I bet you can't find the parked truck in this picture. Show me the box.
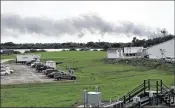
[45,61,56,69]
[53,71,76,80]
[36,65,54,72]
[16,55,40,64]
[43,69,60,75]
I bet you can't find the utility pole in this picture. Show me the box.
[161,28,166,37]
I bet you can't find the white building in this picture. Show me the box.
[107,48,124,59]
[146,38,175,59]
[107,47,144,59]
[124,47,144,56]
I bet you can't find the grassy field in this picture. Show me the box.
[1,51,174,107]
[1,54,17,59]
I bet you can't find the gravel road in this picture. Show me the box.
[1,63,56,85]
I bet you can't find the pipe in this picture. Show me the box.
[156,81,159,105]
[160,80,163,93]
[169,92,171,107]
[144,80,146,95]
[96,86,99,92]
[83,90,87,108]
[148,79,150,91]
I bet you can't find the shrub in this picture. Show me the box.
[14,51,21,54]
[24,50,30,53]
[38,49,46,52]
[85,49,90,51]
[30,49,37,52]
[100,49,105,51]
[69,48,77,51]
[79,48,85,51]
[103,58,174,72]
[79,48,90,51]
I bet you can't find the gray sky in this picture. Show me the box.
[1,1,174,43]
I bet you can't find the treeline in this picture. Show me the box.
[1,35,174,50]
[24,49,47,53]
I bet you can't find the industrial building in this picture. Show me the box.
[107,38,174,60]
[146,38,175,59]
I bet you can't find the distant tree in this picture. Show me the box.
[93,49,98,51]
[161,28,167,37]
[132,37,137,44]
[111,43,121,48]
[86,42,95,48]
[80,43,84,47]
[103,44,110,51]
[14,51,21,54]
[79,48,85,51]
[39,49,46,52]
[1,35,174,49]
[69,48,76,51]
[4,42,15,46]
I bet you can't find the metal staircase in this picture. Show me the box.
[157,83,175,107]
[118,79,175,108]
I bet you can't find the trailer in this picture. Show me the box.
[16,55,40,64]
[45,61,56,69]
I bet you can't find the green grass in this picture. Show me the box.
[1,54,16,59]
[1,51,174,107]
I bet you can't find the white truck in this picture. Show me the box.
[45,61,56,69]
[16,55,40,64]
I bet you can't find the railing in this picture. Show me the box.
[158,83,172,107]
[162,83,170,90]
[117,79,172,108]
[119,80,148,104]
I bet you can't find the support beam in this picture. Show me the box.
[148,79,150,91]
[124,96,126,104]
[160,80,163,93]
[144,80,146,95]
[156,81,159,105]
[169,92,171,107]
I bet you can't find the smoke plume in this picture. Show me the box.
[1,13,162,38]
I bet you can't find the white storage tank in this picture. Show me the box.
[87,92,101,107]
[133,96,140,103]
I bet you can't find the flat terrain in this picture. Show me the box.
[1,63,55,85]
[1,51,174,107]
